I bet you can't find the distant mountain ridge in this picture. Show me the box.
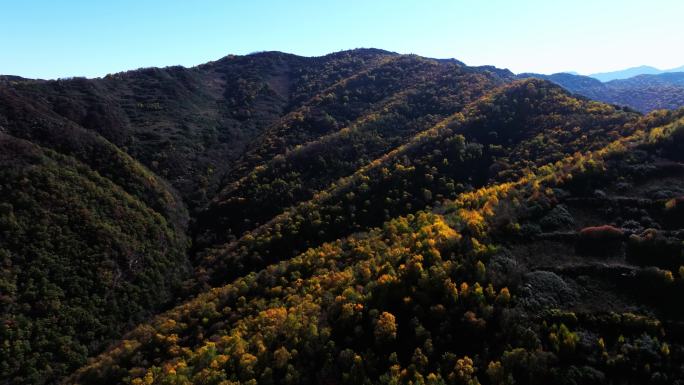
[588,64,684,82]
[518,70,684,112]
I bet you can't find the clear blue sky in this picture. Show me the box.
[2,0,683,79]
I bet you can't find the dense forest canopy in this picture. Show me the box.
[1,49,684,385]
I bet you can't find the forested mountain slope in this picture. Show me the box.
[69,110,684,385]
[0,49,398,208]
[0,49,514,384]
[0,135,189,384]
[192,80,640,290]
[2,50,684,385]
[195,57,512,249]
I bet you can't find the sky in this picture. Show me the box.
[2,0,683,79]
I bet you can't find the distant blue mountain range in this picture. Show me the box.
[588,65,684,82]
[517,70,684,112]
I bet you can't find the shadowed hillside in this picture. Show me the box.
[0,49,396,209]
[0,135,189,384]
